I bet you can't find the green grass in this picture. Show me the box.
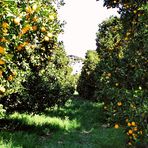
[0,97,126,148]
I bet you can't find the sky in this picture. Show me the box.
[58,0,119,58]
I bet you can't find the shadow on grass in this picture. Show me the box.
[0,118,61,134]
[0,96,126,148]
[43,95,106,130]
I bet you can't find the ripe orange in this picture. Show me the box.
[14,17,21,25]
[128,130,133,134]
[2,22,9,28]
[131,122,136,126]
[0,59,5,65]
[127,122,131,127]
[117,102,122,106]
[32,16,38,22]
[0,70,3,77]
[41,27,46,32]
[32,26,37,31]
[114,124,119,129]
[0,46,5,54]
[26,6,32,13]
[7,75,13,81]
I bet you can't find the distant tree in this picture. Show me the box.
[77,50,99,100]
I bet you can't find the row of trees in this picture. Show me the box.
[78,0,148,146]
[0,0,75,113]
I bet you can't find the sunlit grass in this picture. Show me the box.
[0,97,126,148]
[9,112,80,131]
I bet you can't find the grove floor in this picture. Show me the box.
[0,96,126,148]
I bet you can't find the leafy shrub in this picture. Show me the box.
[77,50,99,100]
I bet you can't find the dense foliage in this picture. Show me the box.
[0,0,75,113]
[95,0,148,146]
[94,16,122,99]
[77,50,99,100]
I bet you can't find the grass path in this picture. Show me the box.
[0,96,126,148]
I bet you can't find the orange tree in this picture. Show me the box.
[94,16,124,101]
[0,0,74,113]
[95,16,148,147]
[77,50,99,100]
[95,0,148,146]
